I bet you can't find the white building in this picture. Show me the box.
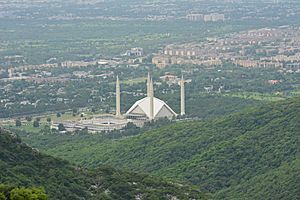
[186,13,203,21]
[125,73,179,120]
[126,96,177,120]
[204,13,225,22]
[125,48,144,56]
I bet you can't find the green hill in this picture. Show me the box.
[21,97,300,199]
[216,158,300,199]
[0,128,207,200]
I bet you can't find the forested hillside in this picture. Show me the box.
[0,128,207,200]
[22,97,300,199]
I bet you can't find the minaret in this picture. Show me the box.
[8,69,13,78]
[147,72,151,97]
[116,75,121,117]
[180,75,185,116]
[149,77,154,120]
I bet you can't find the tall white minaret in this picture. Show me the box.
[147,72,151,97]
[149,77,154,120]
[180,75,185,116]
[116,75,121,117]
[8,69,13,78]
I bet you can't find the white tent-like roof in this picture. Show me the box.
[125,96,177,119]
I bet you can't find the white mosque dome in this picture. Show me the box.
[125,96,177,120]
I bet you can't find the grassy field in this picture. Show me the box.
[291,90,300,95]
[3,121,48,133]
[224,92,286,101]
[122,77,147,85]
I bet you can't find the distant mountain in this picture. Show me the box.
[34,97,300,199]
[0,128,207,200]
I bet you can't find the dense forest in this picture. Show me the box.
[0,128,208,200]
[18,97,300,199]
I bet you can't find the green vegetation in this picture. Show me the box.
[216,158,300,199]
[0,128,207,200]
[18,97,300,199]
[291,90,300,95]
[0,185,47,200]
[225,92,286,101]
[122,77,147,85]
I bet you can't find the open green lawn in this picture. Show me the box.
[291,90,300,95]
[4,122,48,133]
[122,77,147,85]
[224,92,286,101]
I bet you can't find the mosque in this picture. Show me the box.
[52,73,186,133]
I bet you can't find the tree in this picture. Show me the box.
[58,123,66,132]
[125,122,138,130]
[10,187,47,200]
[0,193,5,200]
[25,116,32,122]
[0,184,14,198]
[72,108,78,114]
[0,185,47,200]
[33,121,40,128]
[56,113,61,118]
[15,119,22,127]
[46,117,51,123]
